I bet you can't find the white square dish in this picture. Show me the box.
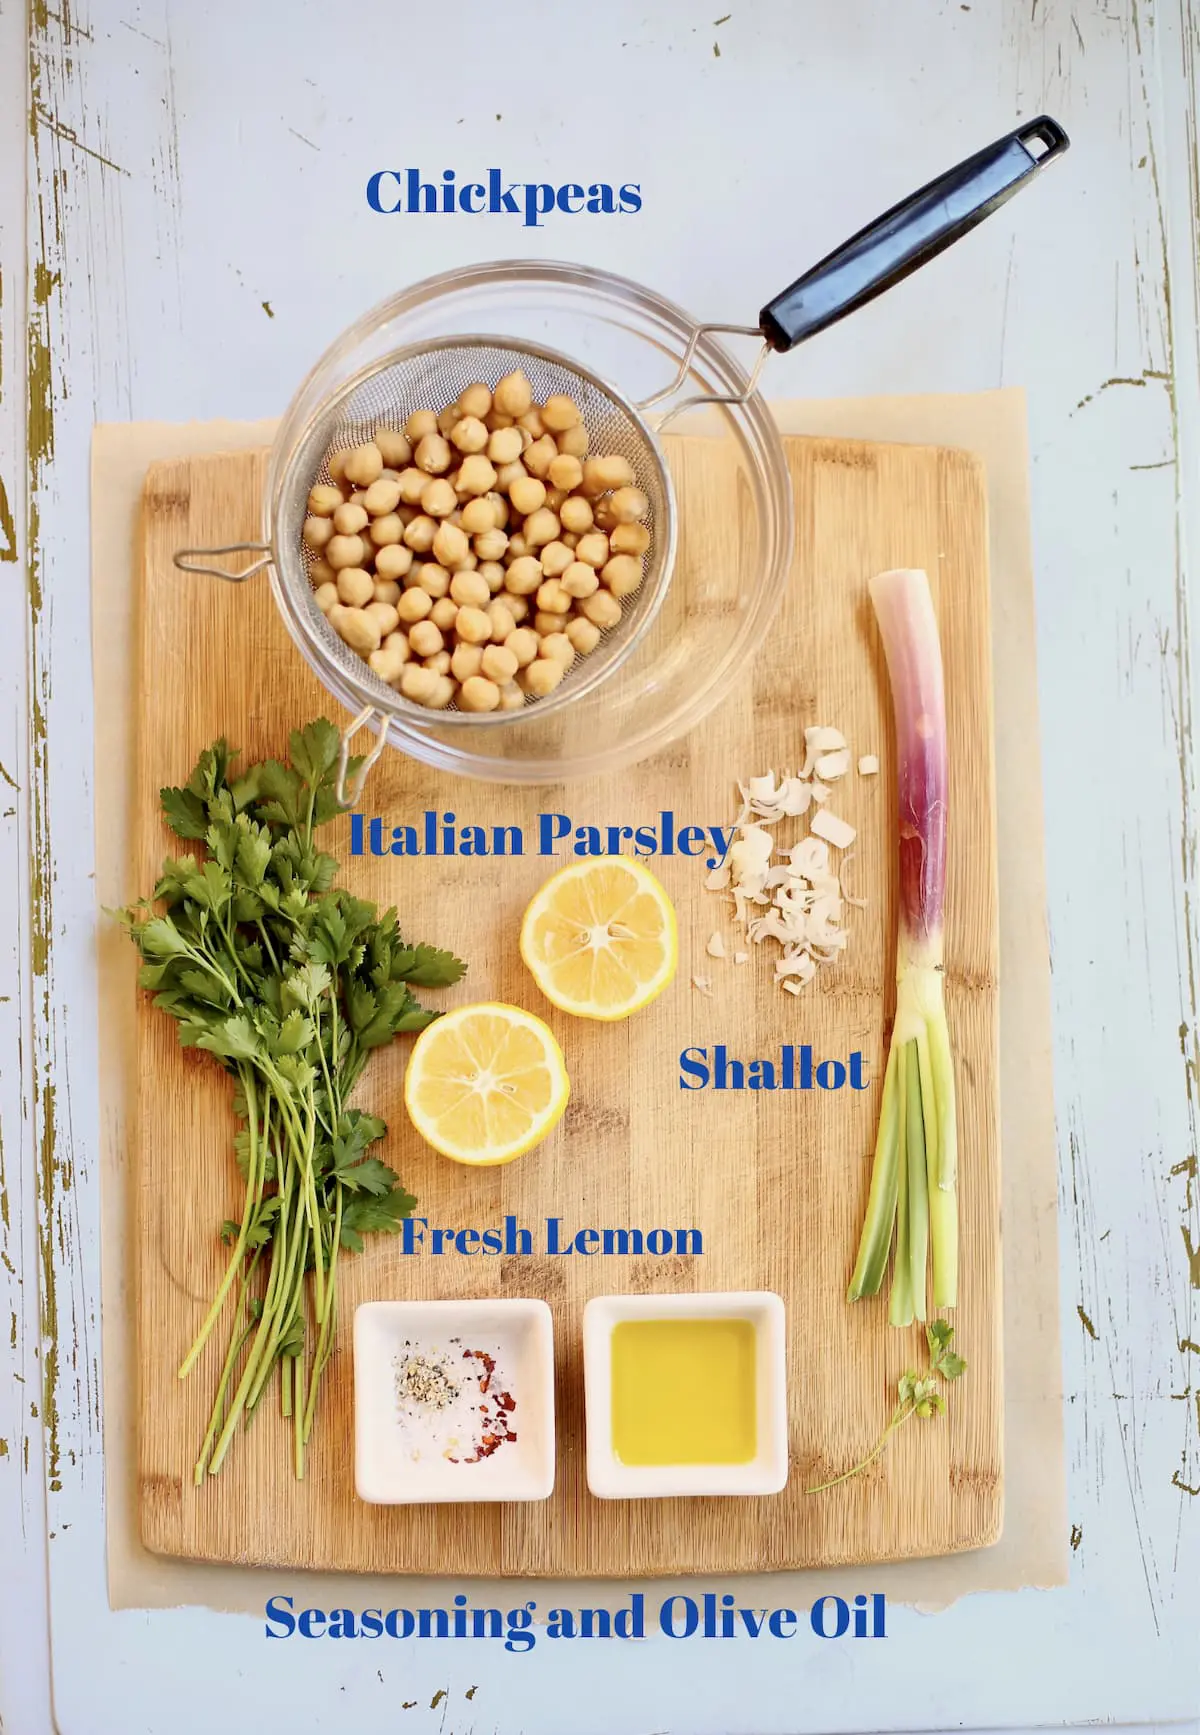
[354,1298,555,1504]
[582,1290,789,1499]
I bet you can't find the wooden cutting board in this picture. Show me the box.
[133,434,1000,1574]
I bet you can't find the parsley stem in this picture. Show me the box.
[178,1067,261,1381]
[805,1400,915,1494]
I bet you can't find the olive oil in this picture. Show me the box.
[610,1317,757,1466]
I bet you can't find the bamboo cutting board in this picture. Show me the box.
[133,434,1000,1574]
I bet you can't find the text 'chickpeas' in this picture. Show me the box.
[306,373,650,711]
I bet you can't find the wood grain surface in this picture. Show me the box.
[133,435,1000,1575]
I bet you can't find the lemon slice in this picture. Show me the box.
[404,1002,569,1165]
[519,857,678,1020]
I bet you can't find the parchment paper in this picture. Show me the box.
[92,390,1066,1614]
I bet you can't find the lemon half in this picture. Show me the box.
[404,1002,569,1165]
[519,857,678,1021]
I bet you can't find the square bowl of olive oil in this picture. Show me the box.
[582,1292,788,1498]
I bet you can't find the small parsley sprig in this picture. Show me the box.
[807,1320,966,1493]
[119,720,465,1482]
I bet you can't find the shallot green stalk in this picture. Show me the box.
[848,569,958,1321]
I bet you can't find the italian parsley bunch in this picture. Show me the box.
[120,720,465,1482]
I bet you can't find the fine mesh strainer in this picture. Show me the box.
[176,116,1067,800]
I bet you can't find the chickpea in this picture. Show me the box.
[507,593,531,623]
[504,554,544,596]
[414,564,449,597]
[369,513,403,546]
[432,520,469,569]
[547,452,584,492]
[485,408,515,431]
[375,427,413,469]
[451,642,485,683]
[362,478,402,517]
[575,530,610,568]
[369,640,410,685]
[593,497,618,532]
[539,539,573,578]
[556,423,589,459]
[399,662,440,705]
[343,443,384,487]
[303,514,334,551]
[608,521,650,557]
[559,493,594,534]
[498,681,526,711]
[363,598,398,637]
[517,407,545,438]
[456,605,492,645]
[333,501,370,537]
[474,527,508,563]
[459,382,493,420]
[561,531,579,550]
[520,657,565,698]
[450,415,489,454]
[308,483,342,517]
[562,560,600,599]
[505,627,540,667]
[459,675,501,713]
[566,615,602,655]
[533,610,566,636]
[430,597,460,632]
[408,620,444,658]
[580,589,622,628]
[405,409,438,442]
[487,598,517,641]
[544,486,569,514]
[610,485,649,524]
[326,533,367,571]
[541,393,581,433]
[427,674,456,709]
[496,459,528,492]
[494,368,533,416]
[309,557,335,585]
[536,578,572,615]
[601,554,643,598]
[375,543,414,582]
[313,582,339,615]
[403,515,437,554]
[397,587,433,624]
[420,478,457,519]
[450,569,491,608]
[481,643,519,684]
[332,606,382,655]
[336,566,374,607]
[460,496,498,536]
[327,450,352,484]
[456,453,497,497]
[502,472,540,517]
[524,507,560,548]
[425,649,453,675]
[478,559,506,593]
[414,433,452,476]
[397,466,429,505]
[523,435,558,479]
[539,631,576,667]
[437,403,462,437]
[487,425,524,465]
[373,578,401,605]
[485,491,509,528]
[583,454,635,496]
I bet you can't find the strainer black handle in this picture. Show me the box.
[758,116,1069,353]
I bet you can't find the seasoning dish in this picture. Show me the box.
[582,1291,788,1499]
[354,1298,554,1503]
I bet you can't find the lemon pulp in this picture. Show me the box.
[520,858,677,1020]
[404,1003,569,1165]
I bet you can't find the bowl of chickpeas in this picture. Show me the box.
[191,261,791,786]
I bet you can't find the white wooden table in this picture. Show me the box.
[2,2,1198,1730]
